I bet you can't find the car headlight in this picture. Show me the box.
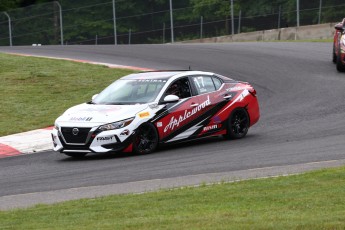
[98,118,134,131]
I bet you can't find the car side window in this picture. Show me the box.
[164,77,191,99]
[192,76,216,94]
[212,77,223,90]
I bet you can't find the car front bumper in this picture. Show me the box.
[51,126,134,154]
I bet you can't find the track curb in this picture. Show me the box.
[0,127,53,158]
[0,53,154,158]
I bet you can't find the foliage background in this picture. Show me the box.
[0,0,344,45]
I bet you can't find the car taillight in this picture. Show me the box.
[249,88,257,97]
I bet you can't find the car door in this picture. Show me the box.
[189,75,227,137]
[154,76,204,143]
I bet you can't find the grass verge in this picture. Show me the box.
[1,166,345,229]
[0,53,135,136]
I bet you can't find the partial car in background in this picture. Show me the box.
[52,70,260,158]
[333,18,345,71]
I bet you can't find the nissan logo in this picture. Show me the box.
[72,128,79,136]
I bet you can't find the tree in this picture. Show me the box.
[0,0,20,11]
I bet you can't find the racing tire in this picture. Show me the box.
[132,123,159,154]
[332,45,337,64]
[223,108,250,140]
[64,152,88,158]
[336,44,345,72]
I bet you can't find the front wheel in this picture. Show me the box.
[223,108,250,140]
[336,43,345,72]
[132,123,159,154]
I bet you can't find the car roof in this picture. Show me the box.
[121,70,215,80]
[122,71,183,80]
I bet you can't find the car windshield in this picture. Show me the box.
[93,79,167,105]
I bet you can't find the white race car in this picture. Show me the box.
[52,71,260,157]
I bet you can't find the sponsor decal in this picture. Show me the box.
[97,136,114,141]
[82,107,121,113]
[226,86,246,92]
[164,96,211,133]
[69,117,93,122]
[212,116,222,124]
[138,111,150,118]
[203,124,221,132]
[199,88,207,93]
[137,79,167,83]
[239,90,250,101]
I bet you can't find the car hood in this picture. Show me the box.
[56,103,149,126]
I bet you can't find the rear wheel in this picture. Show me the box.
[224,108,249,140]
[332,44,337,63]
[64,152,87,158]
[132,123,159,154]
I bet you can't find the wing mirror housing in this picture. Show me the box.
[335,24,344,31]
[162,95,180,103]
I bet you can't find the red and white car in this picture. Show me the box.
[333,18,345,71]
[52,71,260,157]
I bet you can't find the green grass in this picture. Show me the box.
[1,166,345,229]
[0,53,135,136]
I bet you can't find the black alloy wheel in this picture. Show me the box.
[224,108,250,140]
[133,123,159,154]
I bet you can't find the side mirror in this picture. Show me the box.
[335,24,344,31]
[92,94,98,100]
[163,95,180,103]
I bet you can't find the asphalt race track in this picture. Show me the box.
[1,42,345,208]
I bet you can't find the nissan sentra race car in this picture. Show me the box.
[52,70,260,157]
